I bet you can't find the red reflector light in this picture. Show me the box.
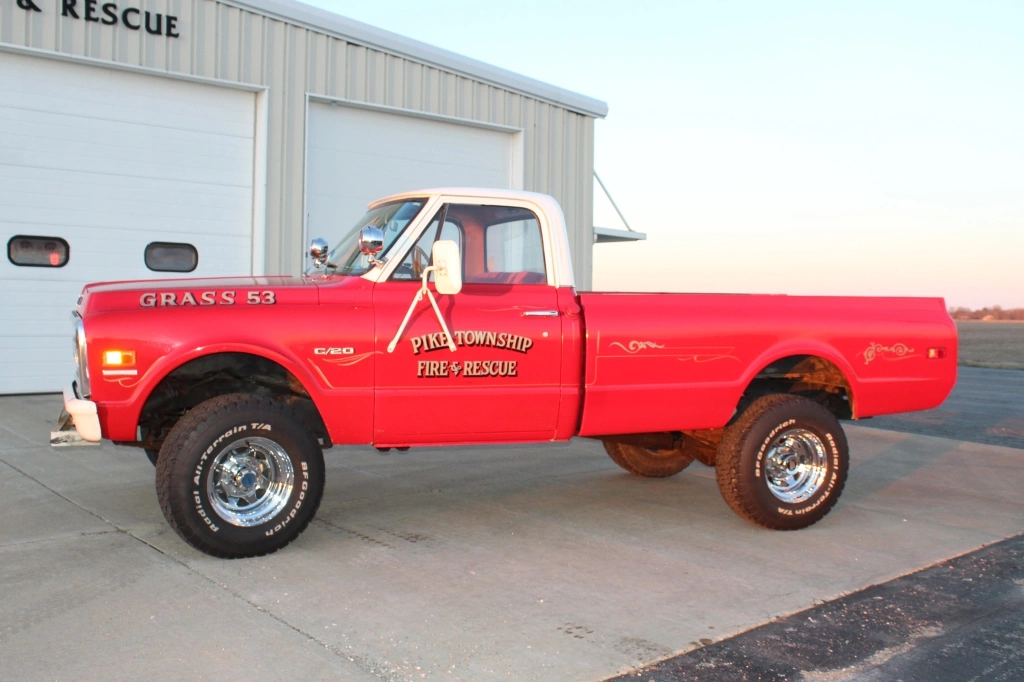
[927,347,946,360]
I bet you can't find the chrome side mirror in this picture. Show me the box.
[431,239,462,295]
[359,227,385,258]
[309,238,329,269]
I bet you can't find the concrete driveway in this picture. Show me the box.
[2,393,1022,681]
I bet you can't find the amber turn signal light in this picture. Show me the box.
[927,347,946,360]
[103,350,137,367]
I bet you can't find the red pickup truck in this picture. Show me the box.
[54,189,958,558]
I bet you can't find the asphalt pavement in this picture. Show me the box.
[865,366,1024,450]
[608,533,1024,682]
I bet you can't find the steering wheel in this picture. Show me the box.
[411,245,430,279]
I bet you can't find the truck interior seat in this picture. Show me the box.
[468,271,545,285]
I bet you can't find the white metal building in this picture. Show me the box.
[0,0,614,394]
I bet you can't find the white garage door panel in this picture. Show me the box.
[307,103,516,246]
[2,65,250,133]
[0,121,253,187]
[2,184,252,233]
[1,305,80,340]
[0,339,72,387]
[1,171,252,229]
[1,233,251,290]
[0,52,256,394]
[0,280,85,341]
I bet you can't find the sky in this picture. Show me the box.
[302,0,1023,308]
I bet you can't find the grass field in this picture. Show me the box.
[957,321,1024,370]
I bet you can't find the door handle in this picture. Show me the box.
[522,310,560,317]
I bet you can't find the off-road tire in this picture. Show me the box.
[155,393,325,558]
[715,394,848,530]
[603,441,696,477]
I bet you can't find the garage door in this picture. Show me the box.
[0,52,256,394]
[306,103,518,248]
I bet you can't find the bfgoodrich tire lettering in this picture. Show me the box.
[156,393,324,558]
[715,394,849,530]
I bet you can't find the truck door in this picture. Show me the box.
[372,203,562,444]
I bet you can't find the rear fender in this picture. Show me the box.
[738,340,861,418]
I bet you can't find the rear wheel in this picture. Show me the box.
[156,393,325,558]
[715,394,848,530]
[603,441,695,478]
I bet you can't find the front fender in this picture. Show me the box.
[101,342,326,442]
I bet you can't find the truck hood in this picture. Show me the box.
[78,275,321,315]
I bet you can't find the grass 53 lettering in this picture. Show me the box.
[140,291,276,306]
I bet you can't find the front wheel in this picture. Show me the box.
[715,394,848,530]
[156,394,325,558]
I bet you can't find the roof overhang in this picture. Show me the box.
[594,227,646,243]
[225,0,608,118]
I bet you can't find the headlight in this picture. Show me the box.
[73,313,90,398]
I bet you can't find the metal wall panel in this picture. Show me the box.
[0,0,596,285]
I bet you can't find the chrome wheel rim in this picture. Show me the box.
[763,428,829,504]
[206,437,294,527]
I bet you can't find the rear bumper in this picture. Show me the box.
[51,382,102,445]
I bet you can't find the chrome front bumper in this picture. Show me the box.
[50,382,101,446]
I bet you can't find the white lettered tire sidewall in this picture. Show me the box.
[156,394,324,558]
[746,409,846,526]
[716,395,850,531]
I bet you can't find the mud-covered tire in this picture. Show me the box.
[715,394,848,530]
[155,393,325,558]
[603,441,695,477]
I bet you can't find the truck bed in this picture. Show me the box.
[575,292,958,436]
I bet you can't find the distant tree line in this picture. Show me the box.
[949,306,1024,321]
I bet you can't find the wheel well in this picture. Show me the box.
[136,353,330,452]
[740,355,854,420]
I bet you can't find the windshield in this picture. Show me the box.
[312,199,426,276]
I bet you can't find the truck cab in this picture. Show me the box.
[315,189,583,446]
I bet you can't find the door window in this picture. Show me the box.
[391,208,462,281]
[395,204,546,285]
[484,217,544,279]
